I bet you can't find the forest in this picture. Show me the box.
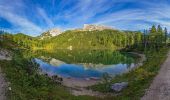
[0,25,170,100]
[0,25,169,51]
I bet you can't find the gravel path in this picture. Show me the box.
[141,51,170,100]
[0,49,11,100]
[0,67,7,100]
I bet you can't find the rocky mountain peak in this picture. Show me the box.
[83,24,113,31]
[40,28,62,39]
[48,28,62,36]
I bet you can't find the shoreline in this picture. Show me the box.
[37,51,147,97]
[62,77,101,88]
[58,52,146,96]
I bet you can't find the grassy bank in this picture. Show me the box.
[91,47,169,100]
[0,43,169,100]
[0,50,100,100]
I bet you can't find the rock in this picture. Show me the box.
[67,46,72,50]
[52,75,59,80]
[111,82,128,92]
[83,24,113,31]
[85,78,90,81]
[90,77,100,80]
[50,58,65,66]
[39,28,62,39]
[48,28,62,36]
[0,49,12,60]
[51,75,63,85]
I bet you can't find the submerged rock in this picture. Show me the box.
[111,82,128,92]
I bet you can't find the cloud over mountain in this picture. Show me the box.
[0,0,170,36]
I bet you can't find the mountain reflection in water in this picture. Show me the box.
[26,50,139,79]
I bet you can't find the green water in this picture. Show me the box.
[23,49,139,79]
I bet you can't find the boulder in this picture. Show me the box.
[111,82,128,92]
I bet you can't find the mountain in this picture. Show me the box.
[39,25,113,39]
[39,28,62,39]
[8,26,142,50]
[40,29,142,50]
[83,24,113,31]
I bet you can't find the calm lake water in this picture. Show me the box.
[28,50,138,79]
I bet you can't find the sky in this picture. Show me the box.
[0,0,170,36]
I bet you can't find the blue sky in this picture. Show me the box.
[0,0,170,36]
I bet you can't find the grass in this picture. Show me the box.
[0,41,169,100]
[90,47,169,100]
[0,50,100,100]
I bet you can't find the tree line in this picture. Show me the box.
[141,25,169,51]
[0,25,169,51]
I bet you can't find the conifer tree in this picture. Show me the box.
[164,27,168,44]
[157,25,163,33]
[150,25,157,33]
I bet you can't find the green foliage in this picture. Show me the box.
[164,27,168,43]
[23,49,137,65]
[141,25,168,51]
[157,25,163,34]
[12,33,42,49]
[39,30,143,50]
[4,25,168,51]
[91,47,169,100]
[101,73,112,90]
[0,33,18,50]
[0,25,169,100]
[150,25,157,33]
[0,50,99,100]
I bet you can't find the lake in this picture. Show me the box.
[26,50,139,79]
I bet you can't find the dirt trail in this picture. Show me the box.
[141,51,170,100]
[0,67,7,100]
[0,49,11,100]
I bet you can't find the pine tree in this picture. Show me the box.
[156,25,163,48]
[157,25,162,32]
[157,25,163,35]
[164,27,168,44]
[150,25,157,33]
[149,25,157,47]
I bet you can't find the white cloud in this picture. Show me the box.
[91,1,170,31]
[37,7,54,27]
[1,0,170,35]
[0,1,43,36]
